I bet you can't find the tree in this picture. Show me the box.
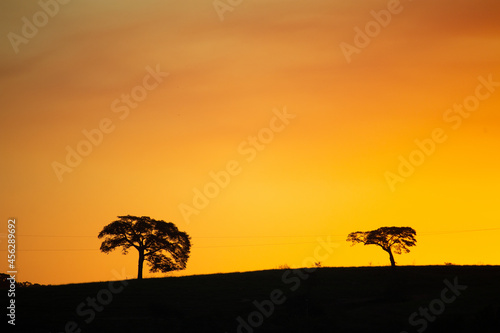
[98,215,191,280]
[346,226,416,268]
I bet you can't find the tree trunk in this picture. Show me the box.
[137,248,144,280]
[387,249,396,268]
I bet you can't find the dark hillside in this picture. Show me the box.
[13,266,500,332]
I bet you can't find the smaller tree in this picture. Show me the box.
[98,215,191,279]
[347,226,416,268]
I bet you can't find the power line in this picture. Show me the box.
[12,235,96,238]
[419,228,500,236]
[13,234,336,238]
[0,240,332,252]
[12,227,500,239]
[193,235,339,239]
[196,241,326,248]
[9,249,99,252]
[2,228,499,252]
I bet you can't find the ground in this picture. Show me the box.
[12,266,500,332]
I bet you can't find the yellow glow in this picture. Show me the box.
[1,0,500,285]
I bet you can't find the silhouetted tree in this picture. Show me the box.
[347,226,416,268]
[0,273,10,290]
[98,215,191,280]
[0,273,39,289]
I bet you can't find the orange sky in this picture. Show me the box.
[1,0,500,285]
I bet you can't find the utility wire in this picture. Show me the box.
[2,228,499,252]
[419,228,500,235]
[12,227,500,239]
[2,241,328,252]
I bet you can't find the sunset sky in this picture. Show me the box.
[1,0,500,285]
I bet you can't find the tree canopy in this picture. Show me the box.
[347,226,416,268]
[98,215,191,279]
